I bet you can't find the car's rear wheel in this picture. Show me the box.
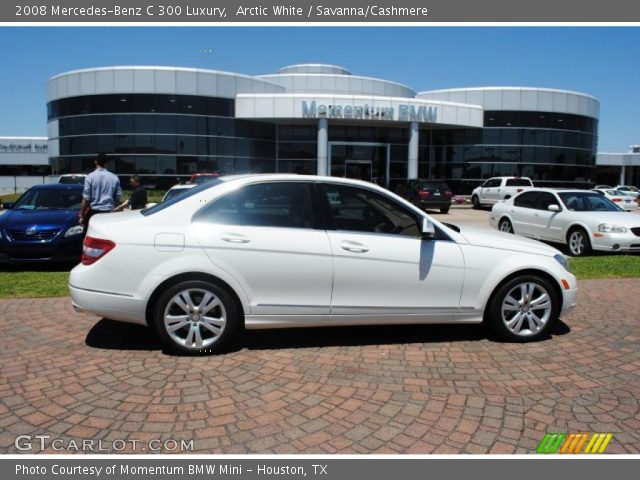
[440,207,450,214]
[567,227,591,257]
[154,280,239,355]
[499,218,514,234]
[472,195,480,209]
[487,274,559,342]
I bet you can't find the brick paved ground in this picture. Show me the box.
[0,278,639,454]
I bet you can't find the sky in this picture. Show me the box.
[0,26,638,152]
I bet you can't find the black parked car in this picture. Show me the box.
[395,179,452,214]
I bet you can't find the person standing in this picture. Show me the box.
[79,154,122,227]
[114,175,147,211]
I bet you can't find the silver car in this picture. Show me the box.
[490,189,640,256]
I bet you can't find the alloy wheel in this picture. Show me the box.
[568,230,585,256]
[163,288,227,350]
[501,282,552,337]
[499,220,513,233]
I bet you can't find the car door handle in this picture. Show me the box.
[340,241,369,253]
[221,234,250,244]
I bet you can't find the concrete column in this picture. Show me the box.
[619,165,626,185]
[408,121,419,179]
[317,117,328,176]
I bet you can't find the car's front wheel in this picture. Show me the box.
[567,227,591,257]
[487,275,559,342]
[154,280,239,355]
[472,195,480,209]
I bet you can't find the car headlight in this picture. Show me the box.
[64,225,84,237]
[598,223,627,233]
[554,253,570,272]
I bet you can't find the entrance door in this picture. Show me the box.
[329,143,389,187]
[344,160,373,182]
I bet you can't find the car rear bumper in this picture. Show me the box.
[417,200,452,209]
[69,284,148,326]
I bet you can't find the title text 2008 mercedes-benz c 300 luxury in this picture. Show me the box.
[70,175,577,354]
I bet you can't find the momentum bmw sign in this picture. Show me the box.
[302,100,438,123]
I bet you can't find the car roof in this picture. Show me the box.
[168,184,197,190]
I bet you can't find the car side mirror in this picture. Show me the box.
[421,217,435,239]
[2,202,14,209]
[548,204,561,212]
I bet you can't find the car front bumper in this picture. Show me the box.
[591,231,640,252]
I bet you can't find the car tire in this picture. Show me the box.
[153,280,239,355]
[472,195,480,209]
[440,207,450,214]
[499,218,514,234]
[566,227,591,257]
[487,274,559,342]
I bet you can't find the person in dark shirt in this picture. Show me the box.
[114,175,147,211]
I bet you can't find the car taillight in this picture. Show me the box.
[82,236,116,265]
[612,198,621,202]
[445,191,452,198]
[517,188,524,193]
[418,190,430,198]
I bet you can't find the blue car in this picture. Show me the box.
[0,184,85,263]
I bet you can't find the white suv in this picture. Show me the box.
[70,175,577,354]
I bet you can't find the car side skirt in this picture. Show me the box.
[245,311,484,329]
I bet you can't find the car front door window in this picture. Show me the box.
[320,184,420,237]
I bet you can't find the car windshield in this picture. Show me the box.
[559,192,623,212]
[142,180,223,216]
[59,176,85,184]
[14,188,83,210]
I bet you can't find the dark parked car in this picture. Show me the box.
[0,184,85,263]
[395,179,452,213]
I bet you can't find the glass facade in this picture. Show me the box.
[49,94,276,189]
[425,111,598,193]
[48,95,599,194]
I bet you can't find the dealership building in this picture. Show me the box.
[45,64,600,192]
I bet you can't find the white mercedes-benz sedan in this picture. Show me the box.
[490,189,640,256]
[70,175,577,354]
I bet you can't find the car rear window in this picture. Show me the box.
[420,182,449,191]
[505,179,533,187]
[141,180,223,216]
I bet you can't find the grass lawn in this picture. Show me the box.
[569,254,640,280]
[0,269,70,297]
[0,254,638,299]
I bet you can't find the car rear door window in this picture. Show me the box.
[195,182,315,229]
[505,179,533,187]
[320,184,420,237]
[514,191,541,209]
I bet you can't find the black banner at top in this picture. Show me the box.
[4,0,640,23]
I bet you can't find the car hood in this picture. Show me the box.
[573,211,640,226]
[0,208,78,230]
[456,226,560,257]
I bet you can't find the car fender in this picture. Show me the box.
[564,220,594,240]
[135,253,251,316]
[459,246,564,312]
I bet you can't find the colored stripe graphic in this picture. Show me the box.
[538,433,613,454]
[537,433,566,453]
